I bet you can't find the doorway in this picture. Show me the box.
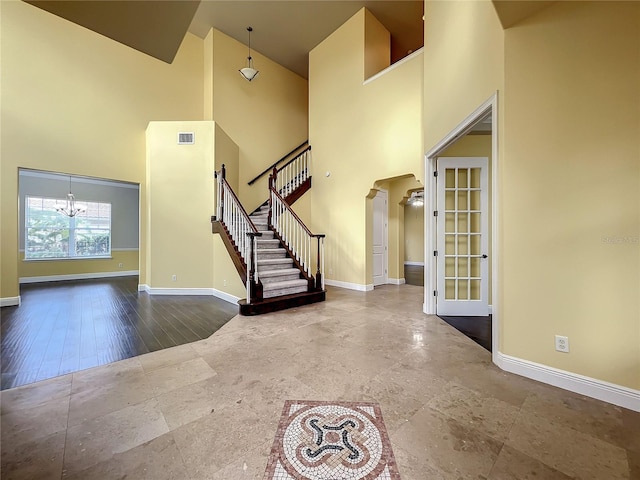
[424,94,498,358]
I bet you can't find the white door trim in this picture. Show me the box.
[372,189,388,286]
[424,92,500,361]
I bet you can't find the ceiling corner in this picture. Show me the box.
[492,0,556,29]
[25,0,201,63]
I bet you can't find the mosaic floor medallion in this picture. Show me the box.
[263,400,401,480]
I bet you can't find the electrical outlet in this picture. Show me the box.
[555,335,569,353]
[171,275,177,282]
[223,279,227,286]
[329,268,333,275]
[118,263,124,268]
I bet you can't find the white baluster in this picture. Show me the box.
[308,236,312,276]
[305,152,309,182]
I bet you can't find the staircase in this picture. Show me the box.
[250,205,309,299]
[211,143,325,315]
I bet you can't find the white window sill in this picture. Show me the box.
[23,256,113,262]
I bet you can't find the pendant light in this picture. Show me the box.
[239,26,259,82]
[56,176,86,217]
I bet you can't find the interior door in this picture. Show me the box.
[372,189,388,286]
[436,157,489,315]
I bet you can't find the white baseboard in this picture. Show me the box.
[144,287,216,296]
[388,278,406,285]
[325,279,374,292]
[139,285,239,306]
[495,352,640,412]
[0,296,21,307]
[211,288,241,305]
[20,270,139,284]
[404,261,425,266]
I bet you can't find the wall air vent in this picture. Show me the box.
[177,132,195,145]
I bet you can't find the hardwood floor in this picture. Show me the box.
[438,315,492,352]
[404,264,424,286]
[0,276,237,390]
[403,265,491,351]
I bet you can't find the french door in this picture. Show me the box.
[436,157,489,316]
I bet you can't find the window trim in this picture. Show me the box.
[24,195,112,260]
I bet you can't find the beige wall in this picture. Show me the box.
[309,8,424,287]
[423,1,504,150]
[207,29,309,211]
[145,120,245,297]
[364,10,391,79]
[212,125,245,298]
[404,203,424,264]
[425,0,639,389]
[214,124,240,192]
[145,122,215,288]
[502,1,639,389]
[19,250,139,280]
[0,0,204,300]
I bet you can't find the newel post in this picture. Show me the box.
[315,234,325,290]
[268,170,275,227]
[219,164,226,221]
[247,232,257,303]
[246,231,263,303]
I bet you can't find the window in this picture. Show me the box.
[25,196,111,259]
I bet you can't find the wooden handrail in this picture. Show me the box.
[220,175,261,234]
[247,141,309,186]
[270,186,325,239]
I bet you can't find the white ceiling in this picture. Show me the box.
[188,1,425,78]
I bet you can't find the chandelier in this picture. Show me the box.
[56,176,86,217]
[239,26,259,82]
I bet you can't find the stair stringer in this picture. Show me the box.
[211,218,264,301]
[211,218,246,284]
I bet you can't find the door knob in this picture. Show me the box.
[482,254,488,258]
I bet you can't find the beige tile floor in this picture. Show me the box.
[1,285,638,479]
